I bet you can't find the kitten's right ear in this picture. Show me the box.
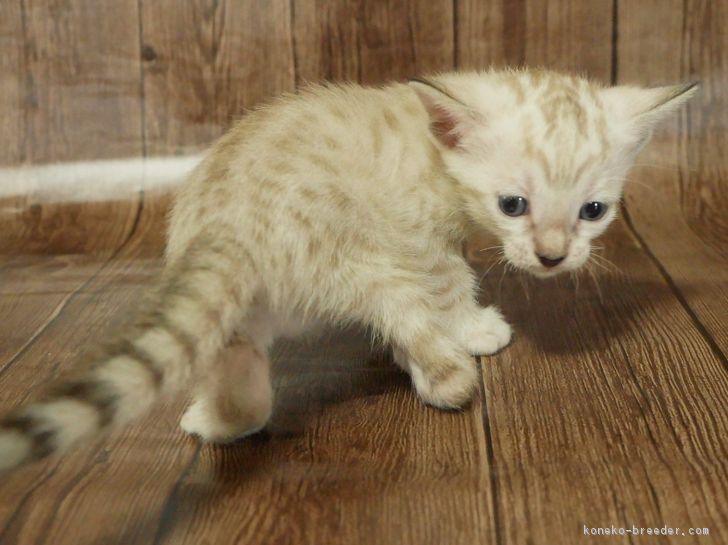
[409,78,481,149]
[601,81,699,128]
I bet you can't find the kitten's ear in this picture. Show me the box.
[409,78,481,149]
[602,82,699,127]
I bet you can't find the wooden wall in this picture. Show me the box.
[2,0,722,160]
[0,0,725,259]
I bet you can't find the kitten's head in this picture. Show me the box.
[410,70,697,277]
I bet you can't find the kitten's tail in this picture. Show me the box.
[0,231,255,471]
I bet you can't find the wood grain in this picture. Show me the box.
[0,196,184,545]
[140,0,296,155]
[0,1,24,165]
[475,220,728,545]
[457,0,613,79]
[618,0,728,352]
[14,0,144,163]
[292,0,454,84]
[0,0,144,255]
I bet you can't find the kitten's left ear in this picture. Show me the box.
[409,78,482,149]
[601,81,699,128]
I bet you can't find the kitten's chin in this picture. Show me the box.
[505,262,564,278]
[529,268,562,279]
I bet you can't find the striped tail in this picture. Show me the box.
[0,232,255,471]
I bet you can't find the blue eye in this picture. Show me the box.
[499,195,528,217]
[579,202,608,221]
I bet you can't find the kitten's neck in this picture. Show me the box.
[422,150,474,244]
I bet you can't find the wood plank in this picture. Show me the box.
[618,0,728,352]
[0,194,189,545]
[142,333,495,545]
[457,0,613,79]
[0,1,24,165]
[139,0,296,155]
[17,0,144,162]
[0,254,103,374]
[0,189,171,380]
[0,0,144,255]
[472,220,728,545]
[292,0,454,84]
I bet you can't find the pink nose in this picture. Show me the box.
[538,255,565,268]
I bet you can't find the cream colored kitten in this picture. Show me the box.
[0,69,696,470]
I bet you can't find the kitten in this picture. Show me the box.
[0,69,696,470]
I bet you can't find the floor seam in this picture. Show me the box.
[478,356,504,545]
[621,206,727,373]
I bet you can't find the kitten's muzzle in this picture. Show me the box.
[537,254,565,268]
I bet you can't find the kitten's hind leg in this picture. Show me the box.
[180,334,273,443]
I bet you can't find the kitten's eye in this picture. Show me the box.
[579,201,608,221]
[498,195,528,217]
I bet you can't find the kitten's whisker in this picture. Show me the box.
[590,251,623,276]
[498,264,509,299]
[589,259,612,275]
[631,162,676,169]
[591,252,619,268]
[478,255,503,285]
[601,175,658,193]
[477,245,504,253]
[517,271,531,302]
[585,262,604,303]
[478,267,489,287]
[632,162,698,173]
[593,256,620,275]
[571,270,581,295]
[625,179,657,192]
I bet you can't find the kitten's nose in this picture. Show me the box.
[537,255,565,268]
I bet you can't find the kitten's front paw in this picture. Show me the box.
[392,346,410,372]
[460,306,512,356]
[410,360,478,409]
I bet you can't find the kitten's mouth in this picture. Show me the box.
[507,261,564,278]
[530,267,562,279]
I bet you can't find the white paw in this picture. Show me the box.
[460,306,512,356]
[410,360,478,409]
[392,346,410,372]
[180,399,266,444]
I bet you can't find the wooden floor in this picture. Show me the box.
[0,182,725,545]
